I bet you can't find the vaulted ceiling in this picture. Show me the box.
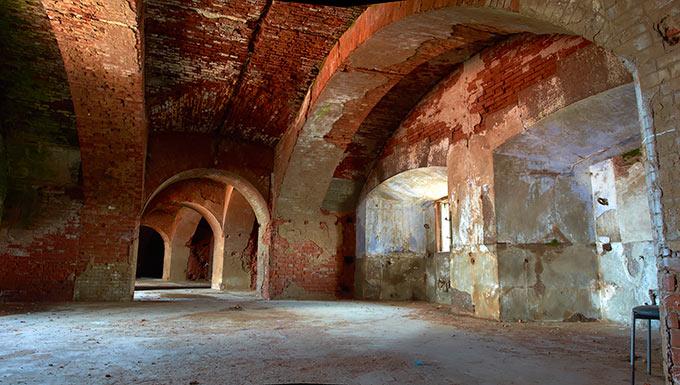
[2,0,548,209]
[145,0,365,146]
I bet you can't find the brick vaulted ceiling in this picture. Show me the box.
[145,0,364,147]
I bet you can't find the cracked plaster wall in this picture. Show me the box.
[355,168,448,302]
[494,156,600,322]
[356,197,434,301]
[591,155,657,324]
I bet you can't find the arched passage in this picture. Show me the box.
[164,203,223,285]
[269,1,677,379]
[186,217,213,282]
[135,226,167,280]
[356,167,448,301]
[144,169,270,226]
[141,169,271,298]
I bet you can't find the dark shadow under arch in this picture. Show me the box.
[136,226,165,279]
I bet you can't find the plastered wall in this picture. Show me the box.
[591,154,658,323]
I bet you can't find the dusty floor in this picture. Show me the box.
[134,279,211,291]
[0,289,665,385]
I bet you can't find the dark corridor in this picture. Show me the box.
[136,227,165,279]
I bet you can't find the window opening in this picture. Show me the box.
[436,199,452,252]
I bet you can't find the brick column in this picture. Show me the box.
[42,0,147,300]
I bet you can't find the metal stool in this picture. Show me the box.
[631,305,659,385]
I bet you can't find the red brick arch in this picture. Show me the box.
[272,0,678,379]
[275,3,667,230]
[139,223,170,247]
[143,169,271,298]
[144,169,270,227]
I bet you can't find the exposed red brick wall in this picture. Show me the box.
[0,202,81,301]
[381,34,589,159]
[186,219,213,281]
[266,212,355,299]
[470,35,590,132]
[145,133,272,204]
[0,0,84,302]
[266,218,338,298]
[244,222,259,290]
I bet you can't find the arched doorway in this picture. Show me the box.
[139,169,271,298]
[135,226,165,280]
[356,167,448,302]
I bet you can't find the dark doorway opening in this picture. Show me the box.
[136,227,164,279]
[186,217,213,281]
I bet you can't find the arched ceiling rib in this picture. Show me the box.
[273,5,574,217]
[323,26,512,211]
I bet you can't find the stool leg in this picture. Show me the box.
[647,319,652,374]
[631,313,636,385]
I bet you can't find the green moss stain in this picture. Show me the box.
[6,141,57,181]
[546,239,560,246]
[343,7,364,32]
[622,148,641,160]
[618,148,642,168]
[314,103,332,123]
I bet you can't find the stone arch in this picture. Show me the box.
[143,169,271,298]
[272,1,676,378]
[144,169,270,226]
[139,223,170,247]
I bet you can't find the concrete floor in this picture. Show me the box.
[0,289,665,385]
